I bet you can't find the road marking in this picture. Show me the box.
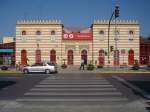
[30,88,117,91]
[39,82,110,85]
[35,84,114,88]
[16,97,128,102]
[24,92,122,96]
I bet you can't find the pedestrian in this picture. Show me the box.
[80,58,85,70]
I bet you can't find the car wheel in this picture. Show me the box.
[23,69,29,74]
[45,69,50,74]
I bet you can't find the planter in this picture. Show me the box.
[1,66,9,70]
[97,65,103,69]
[61,64,67,69]
[87,64,95,70]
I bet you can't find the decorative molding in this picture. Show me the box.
[93,20,139,25]
[17,20,63,25]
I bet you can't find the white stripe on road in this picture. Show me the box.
[24,92,122,96]
[16,97,128,102]
[39,82,110,85]
[30,88,117,91]
[35,84,113,88]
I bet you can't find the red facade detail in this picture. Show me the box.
[81,50,87,65]
[67,50,73,65]
[114,50,119,65]
[36,50,41,63]
[21,50,27,65]
[50,50,56,63]
[128,50,134,65]
[99,50,105,65]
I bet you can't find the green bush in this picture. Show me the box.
[61,64,67,69]
[1,66,9,70]
[97,64,103,69]
[87,64,95,70]
[132,60,139,70]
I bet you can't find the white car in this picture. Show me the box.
[22,62,57,74]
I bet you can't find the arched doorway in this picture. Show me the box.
[114,50,119,65]
[50,50,56,63]
[99,50,105,65]
[36,50,41,63]
[21,50,27,65]
[81,50,87,65]
[128,49,134,65]
[67,50,73,65]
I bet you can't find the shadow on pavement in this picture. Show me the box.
[0,81,16,90]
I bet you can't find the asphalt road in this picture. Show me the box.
[0,73,149,112]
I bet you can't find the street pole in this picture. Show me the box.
[108,12,114,66]
[107,5,119,68]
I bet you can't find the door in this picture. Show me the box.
[99,50,105,65]
[50,50,56,64]
[128,50,134,65]
[36,50,41,63]
[114,50,119,65]
[81,50,87,65]
[68,50,73,65]
[21,50,27,65]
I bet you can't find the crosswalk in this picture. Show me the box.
[16,76,129,105]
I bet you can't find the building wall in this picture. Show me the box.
[92,20,140,65]
[16,20,140,66]
[16,20,63,65]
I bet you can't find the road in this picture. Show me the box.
[0,73,149,112]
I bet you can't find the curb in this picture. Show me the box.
[112,76,150,99]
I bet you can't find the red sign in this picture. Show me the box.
[62,33,92,40]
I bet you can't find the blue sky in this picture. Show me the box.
[0,0,150,40]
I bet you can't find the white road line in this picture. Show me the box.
[39,82,110,85]
[35,84,114,88]
[30,88,117,91]
[16,97,128,102]
[24,92,122,96]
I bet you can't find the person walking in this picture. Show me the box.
[80,58,85,70]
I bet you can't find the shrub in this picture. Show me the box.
[1,66,9,70]
[61,64,67,69]
[97,64,103,69]
[87,64,95,70]
[132,60,140,70]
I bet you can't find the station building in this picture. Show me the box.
[15,20,140,66]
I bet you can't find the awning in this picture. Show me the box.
[0,49,14,53]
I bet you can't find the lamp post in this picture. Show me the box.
[107,5,119,66]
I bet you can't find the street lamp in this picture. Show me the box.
[107,5,119,66]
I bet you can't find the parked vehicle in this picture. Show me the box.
[22,62,57,74]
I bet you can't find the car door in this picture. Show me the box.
[37,63,45,72]
[29,64,38,72]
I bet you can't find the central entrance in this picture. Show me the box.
[81,50,87,65]
[67,50,73,65]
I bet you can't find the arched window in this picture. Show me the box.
[128,49,134,65]
[35,50,41,63]
[36,30,41,35]
[50,50,56,63]
[22,31,26,35]
[51,30,55,35]
[99,50,105,65]
[68,50,73,65]
[129,30,134,40]
[99,30,104,35]
[21,50,27,65]
[129,30,134,35]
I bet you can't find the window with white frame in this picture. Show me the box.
[99,30,104,40]
[128,30,134,40]
[114,30,119,40]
